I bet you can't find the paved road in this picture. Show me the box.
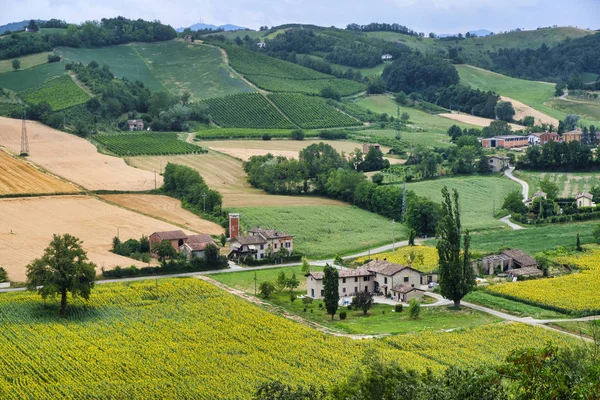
[505,167,529,201]
[500,215,526,230]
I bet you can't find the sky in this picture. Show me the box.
[0,0,598,33]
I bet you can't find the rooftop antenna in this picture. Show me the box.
[20,109,29,156]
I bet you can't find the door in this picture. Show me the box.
[311,289,314,298]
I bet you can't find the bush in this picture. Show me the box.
[339,311,347,320]
[318,130,348,140]
[408,298,421,319]
[0,267,8,283]
[262,134,272,141]
[290,129,305,140]
[47,54,61,63]
[302,296,313,305]
[395,304,403,313]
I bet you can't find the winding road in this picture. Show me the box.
[499,167,529,230]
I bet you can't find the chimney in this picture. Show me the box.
[229,213,240,240]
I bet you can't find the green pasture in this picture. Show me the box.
[0,61,64,92]
[514,170,600,198]
[0,52,51,73]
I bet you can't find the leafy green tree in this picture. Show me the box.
[495,101,515,122]
[406,196,441,237]
[448,125,463,141]
[204,244,219,267]
[12,59,20,71]
[320,87,341,101]
[140,235,150,253]
[323,265,339,319]
[502,190,527,215]
[555,81,566,97]
[0,267,8,283]
[482,120,512,138]
[276,271,287,293]
[366,76,386,94]
[539,178,560,200]
[151,240,176,267]
[286,272,300,302]
[180,91,191,105]
[371,173,384,185]
[437,187,474,307]
[522,116,535,127]
[408,229,416,246]
[26,234,97,317]
[290,129,305,141]
[593,224,600,244]
[577,234,583,252]
[395,91,408,105]
[564,114,581,131]
[408,298,421,319]
[301,257,311,274]
[258,281,276,299]
[477,155,492,173]
[254,381,326,400]
[351,291,374,315]
[220,233,227,247]
[400,112,410,123]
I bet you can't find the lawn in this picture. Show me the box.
[514,170,600,198]
[405,175,521,231]
[0,51,51,73]
[211,265,317,294]
[229,205,407,259]
[464,290,569,319]
[550,320,600,337]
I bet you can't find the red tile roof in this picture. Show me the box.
[151,230,187,240]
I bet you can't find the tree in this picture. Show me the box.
[408,229,416,246]
[220,233,227,247]
[180,91,191,105]
[539,178,560,200]
[139,235,150,253]
[27,19,39,31]
[258,281,276,299]
[522,116,535,127]
[320,87,341,101]
[151,240,176,267]
[26,234,97,317]
[351,291,374,315]
[301,257,311,274]
[408,298,421,319]
[254,381,326,400]
[477,155,492,173]
[448,125,463,141]
[276,271,288,293]
[12,59,20,71]
[395,91,408,105]
[286,272,300,302]
[323,265,339,319]
[577,234,583,252]
[495,101,515,122]
[564,114,581,131]
[366,77,386,94]
[400,112,410,123]
[436,187,474,307]
[204,244,219,267]
[593,224,600,244]
[0,267,8,283]
[502,190,527,215]
[372,173,384,185]
[555,81,566,97]
[482,120,512,138]
[290,129,305,141]
[406,196,441,237]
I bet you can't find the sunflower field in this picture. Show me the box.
[0,278,575,399]
[354,245,439,273]
[488,247,600,314]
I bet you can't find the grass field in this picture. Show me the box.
[0,52,51,73]
[514,170,600,198]
[0,61,65,92]
[21,75,90,111]
[94,132,203,156]
[547,98,600,122]
[230,205,406,259]
[463,290,568,319]
[0,150,78,195]
[0,278,574,398]
[405,175,521,231]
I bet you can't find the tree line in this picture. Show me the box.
[0,17,176,59]
[516,140,598,170]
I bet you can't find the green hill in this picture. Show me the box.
[21,75,90,111]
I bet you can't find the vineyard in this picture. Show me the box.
[202,93,295,128]
[354,245,439,273]
[488,247,600,314]
[20,75,90,111]
[0,278,575,399]
[195,128,318,140]
[223,45,365,96]
[268,93,361,128]
[94,133,205,156]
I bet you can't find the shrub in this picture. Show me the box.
[302,296,313,306]
[339,311,347,320]
[319,130,348,140]
[408,298,421,319]
[262,134,272,141]
[395,304,403,313]
[259,281,276,299]
[0,267,8,283]
[290,129,305,140]
[47,54,61,63]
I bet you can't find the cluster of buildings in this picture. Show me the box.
[149,230,218,259]
[525,190,595,208]
[479,249,542,278]
[482,129,585,149]
[227,214,294,261]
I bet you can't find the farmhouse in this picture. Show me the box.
[481,135,528,149]
[229,227,294,260]
[184,35,193,43]
[362,143,381,154]
[127,119,145,131]
[488,155,509,172]
[179,234,218,259]
[381,54,393,61]
[257,42,266,48]
[150,230,188,251]
[305,260,435,302]
[502,249,537,268]
[576,192,595,208]
[563,129,582,143]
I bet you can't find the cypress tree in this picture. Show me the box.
[437,187,474,307]
[323,264,339,319]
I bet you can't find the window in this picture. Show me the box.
[354,277,358,282]
[321,290,324,297]
[285,242,290,248]
[363,276,370,282]
[384,277,388,284]
[354,287,358,293]
[342,278,346,283]
[343,288,346,293]
[404,277,409,282]
[260,254,264,259]
[260,244,264,250]
[311,289,314,298]
[274,243,278,249]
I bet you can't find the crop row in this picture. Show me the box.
[195,128,318,140]
[95,132,204,156]
[246,75,365,96]
[268,93,361,129]
[0,279,574,399]
[202,93,295,129]
[20,75,90,111]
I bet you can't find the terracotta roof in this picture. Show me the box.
[391,284,424,294]
[152,230,187,240]
[183,242,216,252]
[364,260,421,276]
[502,249,537,268]
[564,129,582,136]
[187,234,215,244]
[306,267,373,281]
[234,236,267,245]
[576,192,593,200]
[248,228,293,239]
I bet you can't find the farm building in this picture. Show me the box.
[479,254,512,275]
[528,132,542,145]
[127,119,145,131]
[563,129,582,143]
[502,249,537,268]
[362,143,381,154]
[257,42,266,48]
[525,191,547,206]
[539,132,560,144]
[305,260,436,302]
[576,192,595,208]
[179,234,218,259]
[478,249,540,276]
[381,54,393,61]
[229,227,294,261]
[184,35,193,43]
[150,230,188,251]
[488,155,509,172]
[481,135,528,149]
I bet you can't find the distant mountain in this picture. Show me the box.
[176,23,248,33]
[0,19,44,34]
[438,29,493,38]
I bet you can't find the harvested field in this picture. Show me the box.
[100,194,224,235]
[439,113,524,131]
[0,150,78,195]
[126,153,345,208]
[0,117,161,191]
[0,195,194,281]
[501,96,559,127]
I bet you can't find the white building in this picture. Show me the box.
[229,228,293,261]
[381,54,393,61]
